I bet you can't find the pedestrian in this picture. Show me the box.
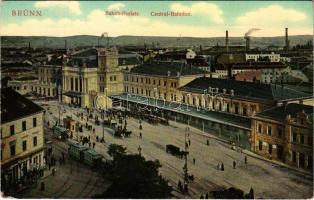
[139,132,142,139]
[93,142,95,149]
[178,180,182,191]
[249,187,254,198]
[217,163,220,170]
[205,192,209,199]
[193,158,196,165]
[200,195,204,199]
[221,163,224,171]
[233,161,236,169]
[41,182,45,191]
[245,156,247,166]
[206,139,209,146]
[139,124,142,130]
[188,139,191,146]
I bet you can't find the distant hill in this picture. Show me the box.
[1,35,312,49]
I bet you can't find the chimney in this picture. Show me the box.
[245,37,250,51]
[285,28,289,51]
[226,30,229,52]
[65,40,67,54]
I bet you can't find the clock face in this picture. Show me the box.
[94,94,108,109]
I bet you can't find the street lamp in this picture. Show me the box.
[105,87,108,111]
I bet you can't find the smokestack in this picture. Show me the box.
[285,28,289,51]
[245,37,250,51]
[65,40,67,54]
[226,30,229,52]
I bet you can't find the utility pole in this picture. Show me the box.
[183,126,189,193]
[58,105,61,125]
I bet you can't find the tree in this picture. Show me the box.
[107,144,126,159]
[94,145,172,199]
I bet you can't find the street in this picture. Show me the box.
[39,101,313,199]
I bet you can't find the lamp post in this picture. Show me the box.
[105,88,108,111]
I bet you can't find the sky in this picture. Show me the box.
[0,1,312,37]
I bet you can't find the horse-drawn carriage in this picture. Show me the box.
[114,125,132,138]
[166,144,188,159]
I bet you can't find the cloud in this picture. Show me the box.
[170,2,224,24]
[1,9,224,37]
[107,3,125,11]
[34,1,82,15]
[1,4,311,37]
[236,5,306,27]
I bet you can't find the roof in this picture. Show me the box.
[130,61,206,76]
[85,149,102,158]
[179,77,312,102]
[119,57,141,66]
[1,87,44,123]
[187,58,210,67]
[52,125,68,133]
[215,61,287,70]
[111,94,251,130]
[71,48,98,57]
[256,103,314,122]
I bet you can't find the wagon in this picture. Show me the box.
[52,125,69,140]
[166,144,188,159]
[83,149,103,167]
[68,143,88,161]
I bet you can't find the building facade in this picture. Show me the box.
[123,61,206,102]
[62,48,123,108]
[251,103,313,171]
[7,79,37,95]
[1,88,45,194]
[33,65,62,98]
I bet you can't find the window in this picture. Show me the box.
[158,80,161,86]
[267,126,272,136]
[33,137,37,147]
[22,140,27,151]
[10,125,15,135]
[33,118,37,127]
[258,124,262,133]
[258,141,263,151]
[300,134,304,144]
[268,144,272,154]
[164,81,167,86]
[278,128,283,138]
[292,151,297,163]
[292,132,297,143]
[22,121,26,131]
[10,144,16,156]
